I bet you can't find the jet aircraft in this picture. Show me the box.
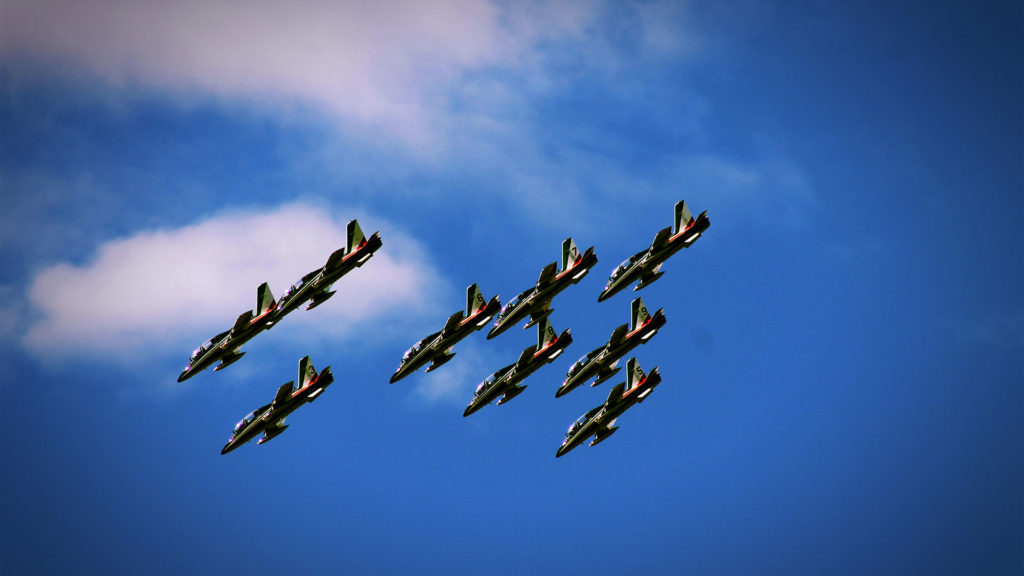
[464,318,573,416]
[273,219,382,319]
[555,296,666,397]
[556,357,662,458]
[221,356,334,454]
[390,284,502,383]
[487,238,597,340]
[178,282,278,382]
[598,200,709,302]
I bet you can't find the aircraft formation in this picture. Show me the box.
[179,200,709,457]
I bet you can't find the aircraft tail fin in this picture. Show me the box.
[537,317,558,350]
[298,355,318,387]
[347,219,366,254]
[674,200,695,235]
[561,237,581,271]
[256,282,276,315]
[630,297,650,332]
[466,283,486,315]
[626,357,645,389]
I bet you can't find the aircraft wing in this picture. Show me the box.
[536,262,558,288]
[650,226,672,250]
[271,382,293,410]
[606,323,629,346]
[230,310,254,336]
[323,246,347,271]
[636,263,663,285]
[515,345,537,371]
[529,299,553,323]
[440,311,464,338]
[604,382,626,408]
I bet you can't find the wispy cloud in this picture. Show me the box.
[0,1,700,151]
[410,342,499,406]
[22,202,447,358]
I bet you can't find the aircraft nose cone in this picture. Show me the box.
[177,370,190,383]
[462,404,476,417]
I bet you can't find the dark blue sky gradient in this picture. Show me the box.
[2,2,1020,575]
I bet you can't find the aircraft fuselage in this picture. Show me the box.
[556,310,666,397]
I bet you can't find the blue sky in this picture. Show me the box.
[1,1,1021,574]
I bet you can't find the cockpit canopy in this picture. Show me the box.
[285,279,305,297]
[190,330,229,362]
[475,373,496,396]
[496,289,532,321]
[565,406,601,439]
[401,331,440,364]
[607,253,643,285]
[233,404,271,434]
[568,349,603,376]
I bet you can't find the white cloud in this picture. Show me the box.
[0,1,698,151]
[22,202,447,357]
[0,0,572,146]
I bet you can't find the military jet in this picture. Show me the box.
[221,356,334,454]
[463,318,573,416]
[598,200,709,302]
[178,282,278,382]
[273,219,382,319]
[555,296,666,397]
[556,357,662,458]
[390,284,502,383]
[487,238,597,340]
